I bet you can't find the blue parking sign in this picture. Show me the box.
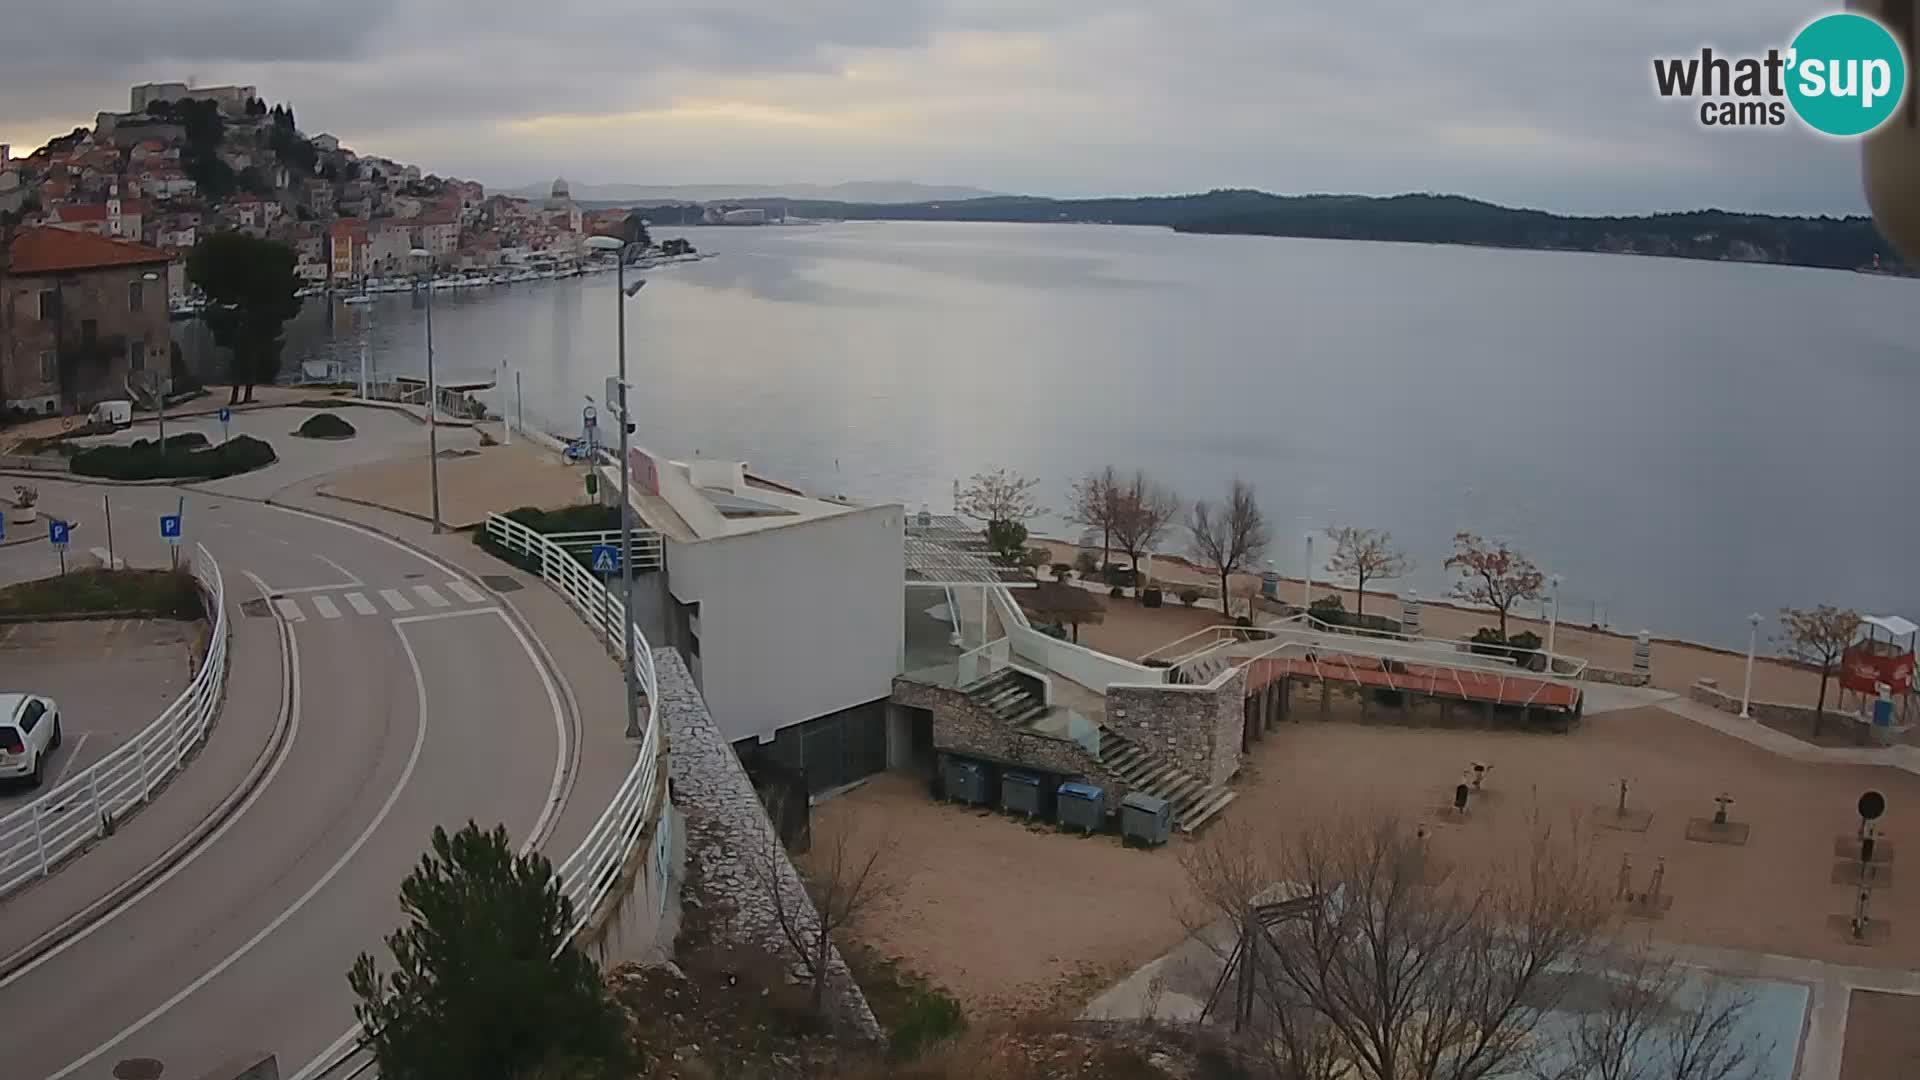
[590,544,619,574]
[217,407,232,423]
[160,514,182,543]
[48,520,70,547]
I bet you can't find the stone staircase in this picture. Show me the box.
[1097,729,1238,833]
[964,669,1049,727]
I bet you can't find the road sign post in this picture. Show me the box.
[218,406,232,444]
[591,543,620,654]
[49,519,70,575]
[161,513,182,569]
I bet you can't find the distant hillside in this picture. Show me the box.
[506,180,1004,204]
[625,190,1906,273]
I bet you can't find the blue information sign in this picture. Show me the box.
[48,520,70,547]
[160,514,183,543]
[590,544,619,574]
[217,407,232,423]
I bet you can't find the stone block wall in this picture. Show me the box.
[891,676,1133,812]
[661,649,883,1042]
[1105,666,1246,787]
[1690,677,1862,732]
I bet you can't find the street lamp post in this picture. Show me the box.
[586,234,648,739]
[1546,574,1562,672]
[1741,612,1763,718]
[1301,533,1314,615]
[409,249,441,533]
[142,270,165,445]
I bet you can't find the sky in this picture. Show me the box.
[0,1,1883,215]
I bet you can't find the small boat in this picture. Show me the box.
[343,294,373,306]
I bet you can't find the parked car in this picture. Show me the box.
[0,693,62,789]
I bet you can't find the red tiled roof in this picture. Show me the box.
[50,203,108,222]
[8,226,173,274]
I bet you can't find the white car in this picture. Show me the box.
[0,693,62,789]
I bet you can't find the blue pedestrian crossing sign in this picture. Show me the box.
[217,407,231,423]
[590,544,619,574]
[48,520,70,547]
[160,514,183,544]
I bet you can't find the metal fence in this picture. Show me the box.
[0,543,229,900]
[540,528,665,572]
[481,511,665,939]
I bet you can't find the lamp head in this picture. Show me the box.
[409,247,431,259]
[623,279,647,298]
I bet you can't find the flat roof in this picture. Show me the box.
[904,536,1031,586]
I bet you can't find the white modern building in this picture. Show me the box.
[606,448,906,790]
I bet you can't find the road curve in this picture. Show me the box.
[0,480,572,1080]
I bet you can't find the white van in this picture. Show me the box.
[88,399,132,430]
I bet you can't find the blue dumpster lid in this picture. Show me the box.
[1058,781,1103,799]
[1122,792,1170,813]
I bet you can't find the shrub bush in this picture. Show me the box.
[1180,587,1202,606]
[163,432,210,450]
[295,412,357,439]
[71,434,276,481]
[1508,630,1543,652]
[1073,550,1099,578]
[1050,562,1073,582]
[1309,594,1347,625]
[0,568,203,619]
[1109,585,1126,598]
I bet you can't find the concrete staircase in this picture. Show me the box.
[1097,730,1237,833]
[964,669,1049,727]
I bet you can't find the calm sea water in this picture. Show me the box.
[180,221,1920,649]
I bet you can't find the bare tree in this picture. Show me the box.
[956,466,1043,527]
[1022,580,1106,644]
[752,796,897,1014]
[1445,532,1545,639]
[1189,479,1270,620]
[1543,937,1767,1080]
[1778,604,1862,736]
[1182,815,1763,1080]
[1326,526,1413,619]
[1065,465,1122,570]
[1112,470,1181,588]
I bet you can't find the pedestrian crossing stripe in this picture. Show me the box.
[310,595,341,620]
[344,592,378,616]
[445,579,486,604]
[412,584,450,609]
[378,588,413,612]
[273,598,305,622]
[266,582,495,622]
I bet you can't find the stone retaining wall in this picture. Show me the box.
[1689,676,1859,733]
[660,650,882,1042]
[891,677,1135,813]
[1580,666,1652,687]
[1106,668,1246,787]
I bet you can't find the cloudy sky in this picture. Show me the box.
[0,1,1879,214]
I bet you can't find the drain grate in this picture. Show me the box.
[240,599,271,618]
[404,572,424,580]
[481,575,524,593]
[113,1059,164,1080]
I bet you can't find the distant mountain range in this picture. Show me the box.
[617,189,1905,274]
[503,180,1004,205]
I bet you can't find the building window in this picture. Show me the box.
[128,280,143,312]
[129,338,146,371]
[39,351,56,384]
[38,290,57,322]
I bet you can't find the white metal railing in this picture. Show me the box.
[0,543,229,900]
[957,636,1010,687]
[481,511,664,938]
[540,529,665,572]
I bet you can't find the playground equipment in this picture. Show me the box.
[1617,855,1670,918]
[1840,616,1916,737]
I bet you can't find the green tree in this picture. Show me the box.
[622,211,651,249]
[349,822,631,1080]
[187,234,303,405]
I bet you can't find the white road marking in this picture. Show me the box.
[444,579,486,604]
[378,588,413,612]
[309,595,341,620]
[47,732,91,789]
[46,609,430,1080]
[272,598,305,622]
[313,553,362,586]
[296,605,570,1080]
[1,569,302,989]
[412,583,450,609]
[343,592,377,616]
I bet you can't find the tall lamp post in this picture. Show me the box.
[1546,574,1562,672]
[408,248,441,532]
[1300,533,1314,615]
[586,234,648,739]
[141,270,165,445]
[1740,612,1764,719]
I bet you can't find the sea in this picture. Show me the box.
[175,220,1920,650]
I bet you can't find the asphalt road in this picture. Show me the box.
[0,478,571,1080]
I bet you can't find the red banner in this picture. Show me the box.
[1841,644,1916,695]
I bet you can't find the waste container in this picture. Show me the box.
[1002,771,1044,817]
[1057,782,1105,833]
[943,757,994,807]
[1121,792,1173,847]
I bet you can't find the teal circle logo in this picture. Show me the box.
[1786,13,1908,136]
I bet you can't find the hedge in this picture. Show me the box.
[0,568,204,620]
[295,412,357,439]
[71,434,277,481]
